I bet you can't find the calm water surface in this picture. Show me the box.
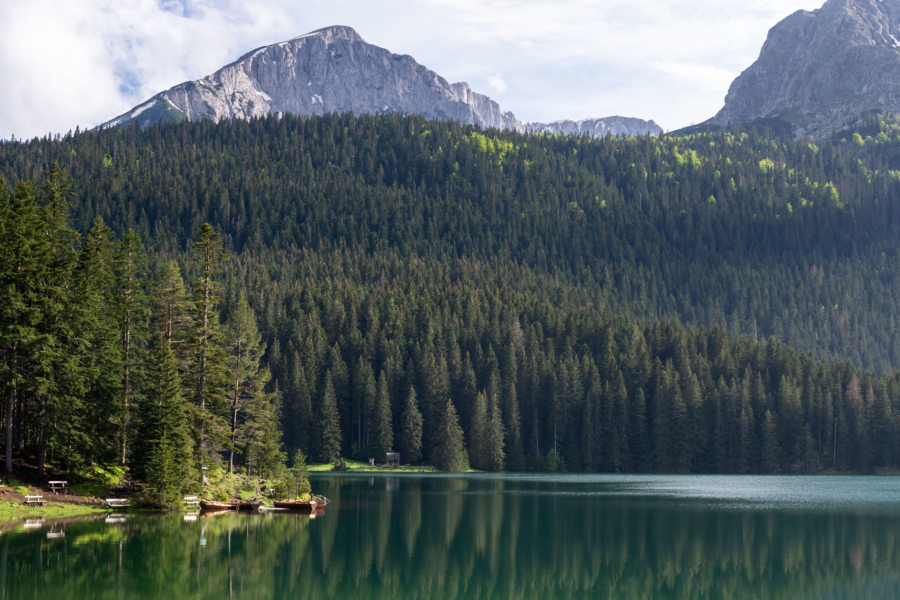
[5,474,900,599]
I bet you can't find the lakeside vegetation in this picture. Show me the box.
[3,113,900,485]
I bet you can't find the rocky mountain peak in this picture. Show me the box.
[102,26,660,138]
[710,0,900,138]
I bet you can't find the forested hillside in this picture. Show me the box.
[3,113,900,474]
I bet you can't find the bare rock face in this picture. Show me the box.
[710,0,900,138]
[103,26,659,138]
[523,117,663,137]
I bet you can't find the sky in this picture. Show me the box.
[0,0,823,140]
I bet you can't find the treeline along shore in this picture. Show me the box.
[3,113,900,483]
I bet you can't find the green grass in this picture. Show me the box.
[0,499,105,522]
[308,458,439,473]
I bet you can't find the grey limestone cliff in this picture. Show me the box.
[523,117,663,137]
[103,26,658,138]
[710,0,900,138]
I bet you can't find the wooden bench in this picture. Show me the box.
[24,495,44,506]
[183,496,200,506]
[104,498,130,508]
[47,480,67,494]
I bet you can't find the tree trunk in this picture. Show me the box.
[37,433,47,476]
[5,383,14,476]
[229,406,238,474]
[121,312,131,465]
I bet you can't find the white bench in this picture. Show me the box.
[183,496,200,506]
[47,480,67,494]
[104,498,130,508]
[24,495,44,506]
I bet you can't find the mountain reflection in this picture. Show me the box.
[3,476,900,599]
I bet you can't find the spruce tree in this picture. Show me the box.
[135,339,192,508]
[223,293,270,473]
[113,229,149,465]
[485,390,506,471]
[188,223,228,464]
[316,371,342,463]
[431,399,468,472]
[372,371,393,458]
[0,179,47,474]
[73,218,123,466]
[399,386,423,464]
[469,391,489,469]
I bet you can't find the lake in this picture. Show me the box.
[4,474,900,599]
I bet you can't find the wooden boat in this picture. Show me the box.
[273,499,317,512]
[200,499,237,512]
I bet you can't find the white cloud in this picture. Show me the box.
[0,0,823,139]
[487,75,509,95]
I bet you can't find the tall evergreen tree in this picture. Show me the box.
[431,399,468,472]
[72,217,123,466]
[0,179,48,474]
[399,386,423,464]
[223,293,271,473]
[135,339,193,508]
[188,223,228,464]
[113,229,149,465]
[316,371,342,463]
[372,370,393,458]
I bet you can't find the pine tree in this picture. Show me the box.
[188,223,228,463]
[760,409,780,472]
[223,293,271,473]
[431,399,468,472]
[135,339,192,508]
[485,390,506,471]
[150,261,192,361]
[73,218,124,466]
[113,229,149,465]
[316,372,342,463]
[469,391,489,469]
[372,371,393,458]
[399,386,423,464]
[0,179,48,474]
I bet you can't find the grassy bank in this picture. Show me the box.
[0,498,107,521]
[308,459,439,473]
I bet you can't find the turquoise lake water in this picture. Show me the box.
[5,474,900,599]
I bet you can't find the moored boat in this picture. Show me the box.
[273,499,317,512]
[200,499,237,512]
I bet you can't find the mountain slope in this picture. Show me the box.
[103,26,661,138]
[710,0,900,138]
[9,112,900,372]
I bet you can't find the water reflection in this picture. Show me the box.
[2,476,900,599]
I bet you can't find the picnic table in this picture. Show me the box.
[24,495,44,506]
[48,480,67,494]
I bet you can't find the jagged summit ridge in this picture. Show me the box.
[710,0,900,138]
[103,25,660,138]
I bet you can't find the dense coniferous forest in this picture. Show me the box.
[3,112,900,475]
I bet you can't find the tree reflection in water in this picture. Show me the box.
[3,476,900,599]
